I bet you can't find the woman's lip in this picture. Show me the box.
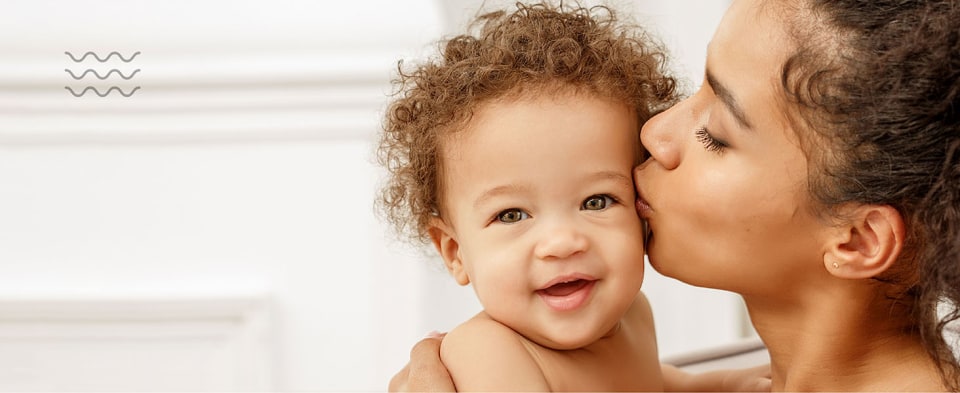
[636,196,653,218]
[634,183,653,217]
[635,190,653,249]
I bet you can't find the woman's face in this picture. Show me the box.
[634,0,828,296]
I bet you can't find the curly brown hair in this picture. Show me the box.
[779,0,960,388]
[376,1,677,246]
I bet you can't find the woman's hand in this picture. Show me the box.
[717,364,771,392]
[389,332,456,392]
[662,363,771,392]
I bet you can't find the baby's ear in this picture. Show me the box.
[428,218,469,285]
[822,205,904,279]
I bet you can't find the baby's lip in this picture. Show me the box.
[536,275,597,312]
[537,273,597,290]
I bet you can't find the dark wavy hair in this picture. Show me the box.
[377,1,677,245]
[779,0,960,388]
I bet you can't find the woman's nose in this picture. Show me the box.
[640,105,683,170]
[533,221,589,261]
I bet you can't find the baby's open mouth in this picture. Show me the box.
[538,279,592,297]
[536,278,596,312]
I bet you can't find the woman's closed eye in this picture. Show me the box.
[695,126,728,154]
[496,208,530,224]
[582,194,617,211]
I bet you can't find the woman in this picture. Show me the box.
[391,0,960,390]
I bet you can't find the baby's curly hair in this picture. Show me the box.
[377,1,677,245]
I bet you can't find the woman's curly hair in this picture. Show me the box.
[377,1,677,246]
[780,0,960,388]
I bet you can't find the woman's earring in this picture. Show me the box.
[832,262,840,269]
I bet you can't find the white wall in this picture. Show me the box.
[0,1,743,391]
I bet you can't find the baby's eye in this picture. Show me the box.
[582,195,615,211]
[497,208,529,223]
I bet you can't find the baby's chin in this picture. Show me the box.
[520,321,621,351]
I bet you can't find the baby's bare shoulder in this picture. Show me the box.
[440,314,550,391]
[625,291,656,329]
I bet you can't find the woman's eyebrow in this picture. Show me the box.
[705,68,753,130]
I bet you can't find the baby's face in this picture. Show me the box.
[433,91,646,350]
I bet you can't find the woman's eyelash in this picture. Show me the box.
[695,126,728,154]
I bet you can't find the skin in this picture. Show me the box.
[429,90,662,391]
[389,0,950,391]
[389,332,455,392]
[636,0,942,390]
[636,0,820,299]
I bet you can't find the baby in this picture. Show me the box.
[378,2,761,391]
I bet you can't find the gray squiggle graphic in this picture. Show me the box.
[64,51,141,63]
[64,86,141,97]
[64,68,141,80]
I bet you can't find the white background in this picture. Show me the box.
[0,0,747,391]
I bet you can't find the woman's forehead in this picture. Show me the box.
[708,1,794,113]
[714,0,794,53]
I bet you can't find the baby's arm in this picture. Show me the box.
[661,363,771,392]
[440,315,550,392]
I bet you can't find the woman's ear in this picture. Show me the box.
[428,218,469,285]
[823,205,905,279]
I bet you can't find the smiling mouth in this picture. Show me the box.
[536,277,596,312]
[540,279,590,296]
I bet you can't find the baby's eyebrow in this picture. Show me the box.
[592,171,634,188]
[473,184,528,209]
[472,172,632,209]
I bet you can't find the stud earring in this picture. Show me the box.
[832,262,840,269]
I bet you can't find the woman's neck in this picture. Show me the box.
[743,282,944,391]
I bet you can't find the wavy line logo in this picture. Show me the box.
[64,51,141,98]
[64,51,141,63]
[64,86,141,97]
[64,69,140,80]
